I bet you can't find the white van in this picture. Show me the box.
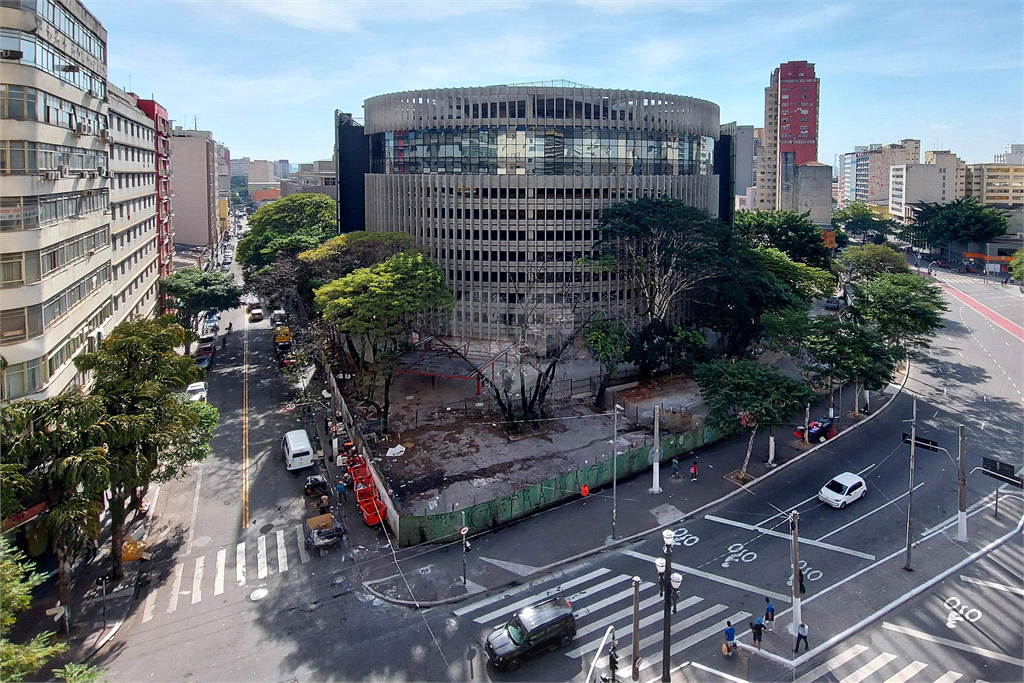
[282,429,315,470]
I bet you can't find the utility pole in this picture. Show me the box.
[612,404,621,540]
[631,576,641,681]
[461,510,468,586]
[650,406,662,494]
[790,511,802,636]
[905,398,917,571]
[957,424,967,542]
[766,426,776,467]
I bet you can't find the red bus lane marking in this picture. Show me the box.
[938,283,1024,342]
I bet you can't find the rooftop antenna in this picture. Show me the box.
[128,74,131,91]
[193,116,198,130]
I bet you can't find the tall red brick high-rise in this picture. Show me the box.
[135,98,174,280]
[755,60,820,210]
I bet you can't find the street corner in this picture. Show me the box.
[362,563,481,607]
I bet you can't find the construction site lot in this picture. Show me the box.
[353,343,706,517]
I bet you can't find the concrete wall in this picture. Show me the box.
[169,130,217,247]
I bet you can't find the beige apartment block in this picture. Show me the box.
[247,159,274,183]
[281,159,337,200]
[169,127,219,247]
[106,85,159,330]
[965,163,1024,207]
[924,150,966,199]
[1,0,113,401]
[889,164,943,224]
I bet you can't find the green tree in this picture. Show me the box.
[315,252,454,431]
[836,244,910,284]
[694,359,815,481]
[74,319,214,580]
[912,197,1008,245]
[850,273,948,357]
[736,209,832,269]
[160,270,243,337]
[593,198,730,323]
[1010,248,1023,280]
[236,194,335,273]
[587,319,631,409]
[1,537,67,681]
[831,203,895,243]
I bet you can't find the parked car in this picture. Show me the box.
[249,306,264,322]
[931,260,948,269]
[818,472,867,509]
[485,597,576,671]
[246,302,259,313]
[793,417,835,443]
[185,381,209,402]
[824,297,844,311]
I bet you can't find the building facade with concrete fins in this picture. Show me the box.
[169,126,219,248]
[362,83,720,342]
[965,163,1024,207]
[993,144,1024,165]
[105,84,159,329]
[755,61,819,211]
[1,0,113,400]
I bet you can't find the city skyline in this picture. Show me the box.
[91,0,1022,167]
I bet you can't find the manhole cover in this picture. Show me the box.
[259,523,274,534]
[249,588,270,601]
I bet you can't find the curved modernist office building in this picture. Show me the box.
[363,83,720,343]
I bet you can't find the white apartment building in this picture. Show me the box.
[965,163,1024,207]
[169,127,219,247]
[247,159,274,183]
[1,0,114,401]
[889,165,942,224]
[839,139,919,207]
[994,144,1024,165]
[229,156,249,177]
[106,85,159,329]
[215,143,230,199]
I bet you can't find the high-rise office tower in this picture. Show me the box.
[755,60,820,210]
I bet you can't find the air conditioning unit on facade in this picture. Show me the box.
[0,49,25,60]
[74,121,87,135]
[59,165,70,177]
[99,167,109,178]
[101,129,111,141]
[45,170,60,181]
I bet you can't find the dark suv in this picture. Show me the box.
[485,597,576,671]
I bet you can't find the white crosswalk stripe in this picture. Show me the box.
[214,549,226,596]
[257,535,268,579]
[276,529,288,573]
[840,653,898,683]
[883,661,928,683]
[191,556,204,604]
[793,645,968,683]
[236,542,246,586]
[296,524,310,564]
[471,568,611,624]
[795,645,870,683]
[141,588,157,623]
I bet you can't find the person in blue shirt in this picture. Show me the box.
[724,620,736,656]
[764,597,775,630]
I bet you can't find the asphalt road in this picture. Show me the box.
[94,268,1023,683]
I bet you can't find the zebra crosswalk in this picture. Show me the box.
[138,523,323,624]
[452,565,750,674]
[794,644,969,683]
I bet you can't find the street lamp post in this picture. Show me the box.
[654,529,682,682]
[612,404,623,540]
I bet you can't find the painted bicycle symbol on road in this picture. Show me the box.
[722,543,756,568]
[672,527,700,547]
[943,596,981,629]
[787,560,823,586]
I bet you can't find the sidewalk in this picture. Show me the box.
[361,371,904,606]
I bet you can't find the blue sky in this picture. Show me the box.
[91,0,1022,168]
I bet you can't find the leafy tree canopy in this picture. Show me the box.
[593,198,730,322]
[850,273,948,356]
[160,269,243,333]
[1010,248,1023,281]
[1,537,67,682]
[831,202,895,242]
[837,244,910,284]
[912,197,1008,245]
[736,209,832,269]
[236,193,335,272]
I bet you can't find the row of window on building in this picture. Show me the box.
[0,262,111,345]
[418,227,599,242]
[0,191,108,232]
[1,225,109,288]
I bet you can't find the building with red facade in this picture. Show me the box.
[755,60,820,211]
[135,98,174,280]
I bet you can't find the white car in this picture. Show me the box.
[185,381,209,403]
[818,472,867,509]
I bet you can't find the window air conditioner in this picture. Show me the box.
[59,165,70,177]
[101,129,111,141]
[75,121,87,135]
[1,50,24,60]
[45,170,60,180]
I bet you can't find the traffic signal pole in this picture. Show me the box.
[790,510,802,637]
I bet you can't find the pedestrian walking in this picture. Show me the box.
[749,618,765,650]
[221,335,227,348]
[226,322,233,334]
[723,620,736,656]
[672,458,680,479]
[580,484,590,506]
[690,461,698,481]
[764,597,775,630]
[794,622,809,653]
[336,481,347,504]
[1002,276,1009,287]
[86,538,99,563]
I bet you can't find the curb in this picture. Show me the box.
[364,370,911,609]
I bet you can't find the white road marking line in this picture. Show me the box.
[883,661,928,683]
[167,563,184,614]
[236,542,246,586]
[793,645,869,683]
[484,572,626,629]
[185,464,204,555]
[568,595,703,657]
[638,610,751,672]
[191,556,204,604]
[958,573,1024,593]
[453,567,602,617]
[622,549,792,602]
[214,549,226,596]
[574,593,664,640]
[930,672,962,683]
[757,463,876,527]
[839,653,898,683]
[276,529,288,573]
[590,604,729,664]
[882,622,1024,666]
[575,582,656,620]
[688,661,749,683]
[257,535,268,579]
[470,568,611,623]
[141,588,157,623]
[705,515,875,560]
[817,482,925,541]
[296,525,310,564]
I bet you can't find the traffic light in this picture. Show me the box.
[798,569,806,595]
